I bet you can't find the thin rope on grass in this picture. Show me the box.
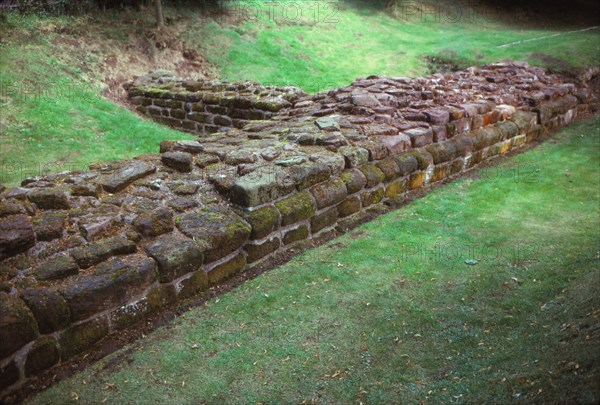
[496,26,600,48]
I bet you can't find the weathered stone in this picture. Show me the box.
[361,187,385,207]
[275,156,309,167]
[404,127,433,148]
[33,211,66,242]
[207,252,246,285]
[34,255,79,281]
[0,214,34,260]
[133,207,174,237]
[21,287,70,333]
[337,196,361,217]
[27,188,70,210]
[71,237,137,269]
[245,237,281,263]
[359,165,386,188]
[144,234,206,283]
[231,166,295,207]
[409,172,425,189]
[79,215,119,241]
[96,161,156,193]
[224,150,257,165]
[424,109,450,124]
[375,157,401,181]
[275,190,316,226]
[195,153,220,168]
[71,183,101,197]
[340,169,367,194]
[355,140,388,160]
[168,196,200,212]
[289,161,333,190]
[385,179,404,198]
[496,121,519,139]
[377,134,411,154]
[393,153,419,176]
[315,116,341,131]
[0,292,38,358]
[178,270,209,299]
[426,140,463,164]
[432,125,447,142]
[173,140,204,154]
[310,178,347,209]
[237,205,281,240]
[25,336,59,377]
[0,201,24,217]
[283,224,309,245]
[162,151,193,172]
[339,146,369,168]
[62,254,157,321]
[311,208,338,233]
[408,150,433,170]
[176,206,251,263]
[174,183,199,195]
[351,92,380,107]
[59,316,109,359]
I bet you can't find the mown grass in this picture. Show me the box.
[27,116,600,404]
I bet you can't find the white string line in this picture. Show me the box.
[496,25,600,48]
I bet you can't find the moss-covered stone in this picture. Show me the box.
[59,316,109,360]
[71,237,137,269]
[359,164,386,188]
[409,172,425,189]
[245,237,281,263]
[207,252,246,285]
[0,292,38,358]
[27,187,70,210]
[337,196,361,218]
[340,169,367,195]
[178,271,209,300]
[283,224,309,245]
[288,161,332,190]
[311,208,338,233]
[431,165,447,182]
[146,284,177,311]
[275,190,316,226]
[33,255,78,281]
[237,205,281,240]
[176,206,251,263]
[309,178,347,209]
[133,207,174,237]
[408,150,433,170]
[375,157,401,182]
[21,288,70,333]
[25,336,59,377]
[339,146,369,168]
[144,234,206,282]
[392,154,419,176]
[61,254,157,322]
[361,187,385,207]
[425,140,463,165]
[385,179,404,199]
[0,214,34,260]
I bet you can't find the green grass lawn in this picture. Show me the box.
[1,1,599,186]
[27,116,600,404]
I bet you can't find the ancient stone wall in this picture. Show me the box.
[0,63,593,397]
[128,71,307,133]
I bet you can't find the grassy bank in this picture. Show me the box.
[27,116,600,404]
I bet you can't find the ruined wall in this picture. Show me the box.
[0,63,593,397]
[128,71,307,133]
